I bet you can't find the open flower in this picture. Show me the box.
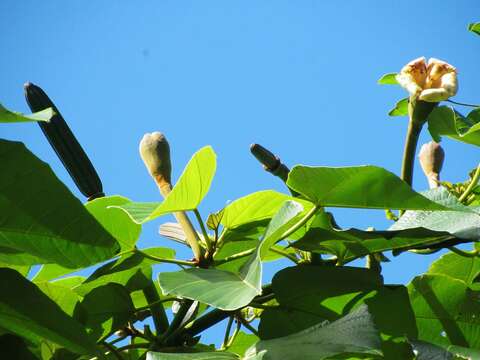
[396,57,457,102]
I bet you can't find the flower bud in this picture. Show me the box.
[139,132,172,190]
[418,141,445,188]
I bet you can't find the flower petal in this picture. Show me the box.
[418,88,451,102]
[396,57,427,96]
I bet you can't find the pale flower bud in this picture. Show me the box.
[418,141,445,188]
[139,132,172,189]
[396,57,458,102]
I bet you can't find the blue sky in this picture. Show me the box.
[1,0,480,346]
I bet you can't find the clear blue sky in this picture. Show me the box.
[1,0,480,345]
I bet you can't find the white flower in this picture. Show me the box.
[396,57,458,102]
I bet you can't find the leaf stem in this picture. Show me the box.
[279,205,320,240]
[214,248,256,265]
[101,342,124,360]
[459,163,480,203]
[136,249,196,266]
[269,247,299,264]
[142,284,169,335]
[225,320,241,349]
[162,300,195,345]
[446,99,480,108]
[222,316,234,349]
[194,209,213,253]
[135,296,179,312]
[238,316,259,337]
[448,246,479,258]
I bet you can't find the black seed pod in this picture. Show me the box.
[24,82,104,200]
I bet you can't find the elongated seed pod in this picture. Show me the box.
[24,82,104,200]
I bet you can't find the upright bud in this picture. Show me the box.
[139,132,172,195]
[418,141,445,188]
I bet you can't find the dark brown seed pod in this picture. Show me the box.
[24,82,104,200]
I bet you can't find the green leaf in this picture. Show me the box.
[228,332,259,357]
[86,196,141,251]
[206,209,224,231]
[220,190,312,229]
[37,280,83,316]
[390,188,480,240]
[246,305,382,360]
[377,73,399,85]
[287,165,445,211]
[292,227,454,263]
[388,98,409,117]
[0,140,120,268]
[114,146,216,223]
[259,266,383,339]
[75,283,135,341]
[427,106,480,146]
[260,266,416,359]
[146,352,239,359]
[408,274,480,348]
[159,201,304,310]
[0,268,97,355]
[75,247,174,296]
[32,263,77,283]
[0,261,30,277]
[0,103,53,123]
[0,334,40,360]
[468,22,480,36]
[428,252,480,285]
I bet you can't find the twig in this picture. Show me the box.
[459,163,480,203]
[447,99,480,108]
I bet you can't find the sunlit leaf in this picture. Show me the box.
[246,305,382,360]
[0,268,97,355]
[0,103,53,123]
[113,146,216,223]
[86,196,141,251]
[388,98,409,117]
[0,140,119,268]
[287,165,446,210]
[158,201,304,310]
[427,252,480,285]
[390,188,480,240]
[468,22,480,36]
[147,352,239,359]
[377,73,399,85]
[427,106,480,146]
[408,274,480,349]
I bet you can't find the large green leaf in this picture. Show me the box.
[0,103,53,123]
[292,227,454,263]
[287,165,445,210]
[427,252,480,285]
[0,268,97,355]
[75,283,135,341]
[158,201,304,310]
[389,98,409,117]
[259,266,416,359]
[246,305,382,360]
[146,352,239,359]
[75,247,175,296]
[114,146,216,223]
[390,188,480,240]
[228,332,259,357]
[469,22,480,36]
[427,106,480,146]
[259,266,383,339]
[0,140,120,268]
[220,190,312,229]
[86,196,141,251]
[408,274,480,349]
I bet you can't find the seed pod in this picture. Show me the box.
[418,141,445,189]
[24,82,104,200]
[250,143,298,196]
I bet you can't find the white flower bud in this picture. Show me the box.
[418,141,445,188]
